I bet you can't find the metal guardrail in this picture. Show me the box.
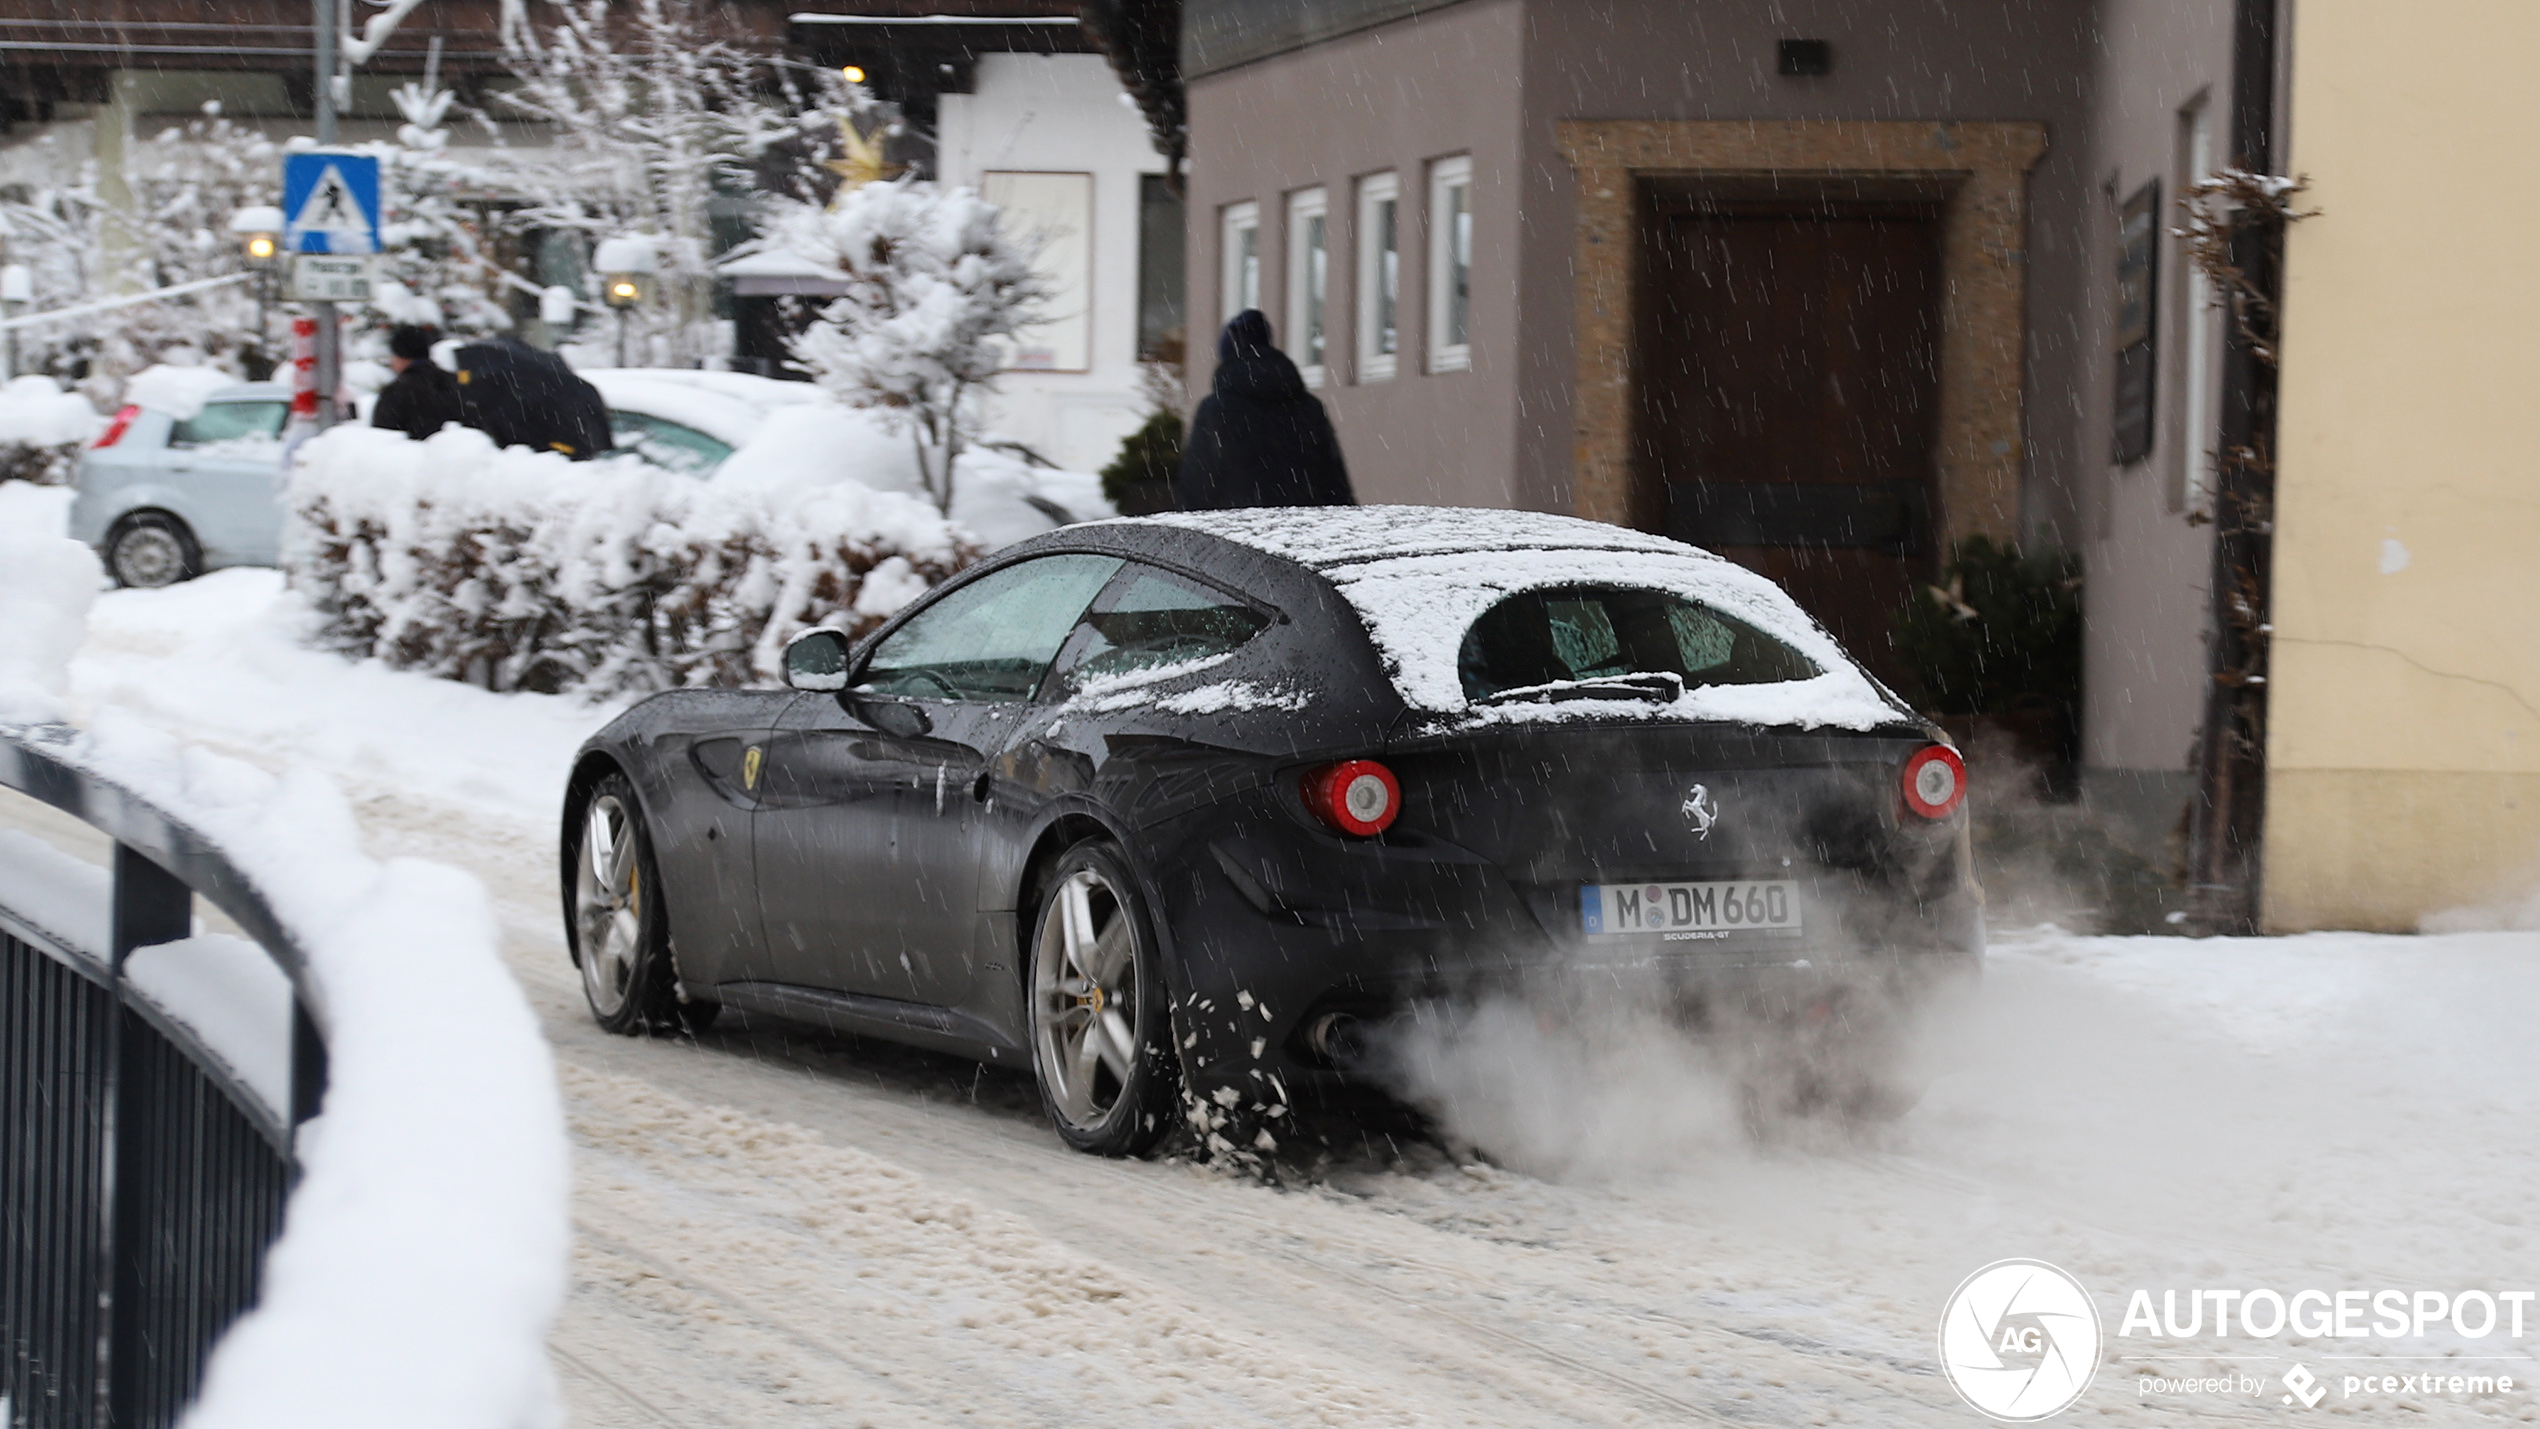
[1,726,328,1429]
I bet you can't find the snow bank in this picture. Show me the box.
[285,424,978,694]
[0,374,103,485]
[1144,506,1908,732]
[0,483,103,722]
[124,361,243,420]
[0,373,105,446]
[12,713,569,1429]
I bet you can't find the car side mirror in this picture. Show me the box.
[782,627,853,691]
[847,689,932,739]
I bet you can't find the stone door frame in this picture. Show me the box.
[1555,119,2047,544]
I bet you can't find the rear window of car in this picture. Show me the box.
[170,401,288,447]
[1458,585,1819,702]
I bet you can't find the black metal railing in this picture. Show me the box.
[1,727,328,1428]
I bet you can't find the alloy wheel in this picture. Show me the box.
[1032,867,1145,1131]
[576,794,643,1018]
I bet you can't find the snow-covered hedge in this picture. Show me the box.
[285,425,978,695]
[0,374,105,486]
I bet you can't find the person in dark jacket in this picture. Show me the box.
[451,336,615,459]
[1175,310,1355,510]
[370,324,463,440]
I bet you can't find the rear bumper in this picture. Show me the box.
[1146,814,1981,1107]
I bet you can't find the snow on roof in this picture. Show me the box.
[124,363,261,420]
[1135,505,1908,732]
[584,371,781,450]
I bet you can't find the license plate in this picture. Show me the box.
[1581,880,1803,939]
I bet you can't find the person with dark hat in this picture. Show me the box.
[1174,309,1356,510]
[371,323,464,441]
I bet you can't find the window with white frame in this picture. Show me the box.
[1286,188,1329,385]
[1427,156,1473,373]
[1355,172,1399,382]
[1220,201,1260,325]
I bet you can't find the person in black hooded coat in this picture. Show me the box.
[1175,310,1356,510]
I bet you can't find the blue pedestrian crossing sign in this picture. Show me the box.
[282,151,381,255]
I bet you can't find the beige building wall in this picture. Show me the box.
[2265,2,2540,931]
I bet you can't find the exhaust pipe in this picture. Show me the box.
[1303,1012,1365,1065]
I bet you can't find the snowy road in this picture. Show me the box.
[15,569,2540,1425]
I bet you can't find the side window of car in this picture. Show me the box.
[860,554,1124,702]
[1050,564,1272,693]
[170,401,288,449]
[610,412,734,477]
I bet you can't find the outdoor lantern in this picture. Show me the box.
[841,65,866,83]
[230,204,286,266]
[593,236,658,365]
[595,236,658,311]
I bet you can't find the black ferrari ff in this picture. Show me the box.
[560,507,1980,1156]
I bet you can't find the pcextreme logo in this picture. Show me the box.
[1939,1259,2103,1421]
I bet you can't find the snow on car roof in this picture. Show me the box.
[1136,506,1909,732]
[582,369,819,450]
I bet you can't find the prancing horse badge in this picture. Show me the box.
[1681,783,1719,840]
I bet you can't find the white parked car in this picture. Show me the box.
[70,366,1111,588]
[70,380,294,588]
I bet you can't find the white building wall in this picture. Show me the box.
[936,52,1165,475]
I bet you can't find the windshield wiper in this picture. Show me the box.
[1475,672,1685,706]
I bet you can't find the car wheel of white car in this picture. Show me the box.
[106,512,200,589]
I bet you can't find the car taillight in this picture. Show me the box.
[92,405,141,449]
[1302,759,1401,837]
[1901,744,1967,820]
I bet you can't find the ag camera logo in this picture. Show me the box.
[1940,1259,2103,1420]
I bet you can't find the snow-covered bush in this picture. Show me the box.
[285,425,976,695]
[778,177,1050,514]
[364,84,514,337]
[0,375,104,485]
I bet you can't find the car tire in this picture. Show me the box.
[1027,839,1181,1157]
[106,511,201,589]
[569,773,686,1035]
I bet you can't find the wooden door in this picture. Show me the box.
[1639,202,1941,683]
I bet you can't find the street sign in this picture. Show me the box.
[289,254,375,303]
[282,151,381,256]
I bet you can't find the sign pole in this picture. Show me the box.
[312,0,340,429]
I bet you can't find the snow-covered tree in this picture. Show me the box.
[780,179,1049,515]
[367,83,514,336]
[0,104,276,384]
[492,0,858,365]
[118,106,278,371]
